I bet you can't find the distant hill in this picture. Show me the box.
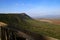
[0,13,60,39]
[43,15,60,19]
[35,15,60,19]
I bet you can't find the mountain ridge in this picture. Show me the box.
[0,13,60,39]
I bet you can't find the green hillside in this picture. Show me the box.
[0,13,60,39]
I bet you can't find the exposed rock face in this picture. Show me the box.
[0,22,7,40]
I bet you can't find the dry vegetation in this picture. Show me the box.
[37,19,60,25]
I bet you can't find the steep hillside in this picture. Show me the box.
[0,13,60,39]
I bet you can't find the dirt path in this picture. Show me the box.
[0,22,7,27]
[45,36,59,40]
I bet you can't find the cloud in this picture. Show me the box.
[16,3,19,6]
[15,3,25,6]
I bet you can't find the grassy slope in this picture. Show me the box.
[25,19,60,39]
[0,14,60,39]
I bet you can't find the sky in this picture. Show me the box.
[0,0,60,17]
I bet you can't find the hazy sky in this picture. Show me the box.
[0,0,60,17]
